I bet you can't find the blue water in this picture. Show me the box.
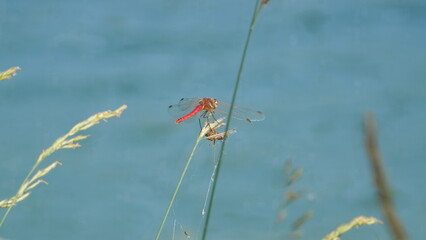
[1,0,425,239]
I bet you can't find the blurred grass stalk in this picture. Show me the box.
[0,67,21,81]
[322,216,382,240]
[0,105,127,227]
[364,113,407,240]
[201,0,269,239]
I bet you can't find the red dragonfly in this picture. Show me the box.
[168,97,265,124]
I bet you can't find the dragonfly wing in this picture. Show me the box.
[216,102,265,122]
[173,98,201,111]
[179,98,202,108]
[168,98,202,120]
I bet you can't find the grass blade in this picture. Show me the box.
[201,0,267,239]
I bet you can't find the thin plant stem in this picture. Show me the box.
[0,145,54,225]
[364,113,407,240]
[155,121,211,240]
[0,105,127,227]
[0,164,37,226]
[201,1,264,239]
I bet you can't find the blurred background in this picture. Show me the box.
[1,0,425,239]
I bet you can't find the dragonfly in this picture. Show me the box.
[168,97,265,124]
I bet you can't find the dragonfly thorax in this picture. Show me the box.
[199,98,218,111]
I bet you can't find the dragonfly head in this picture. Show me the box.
[212,98,219,107]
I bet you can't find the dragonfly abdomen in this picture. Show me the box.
[175,104,204,124]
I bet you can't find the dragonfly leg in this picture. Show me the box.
[210,113,219,124]
[198,118,202,130]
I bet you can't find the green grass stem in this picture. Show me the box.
[201,1,266,239]
[155,120,216,240]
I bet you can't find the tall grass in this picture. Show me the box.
[0,104,127,226]
[201,1,268,239]
[322,216,382,240]
[364,113,407,240]
[0,66,20,81]
[155,118,225,240]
